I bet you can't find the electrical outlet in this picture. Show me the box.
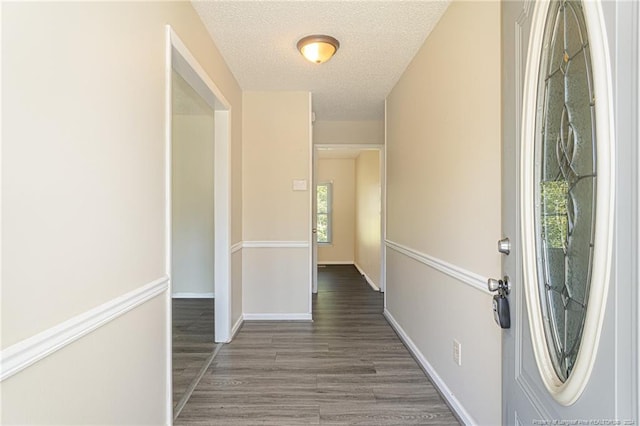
[453,339,462,366]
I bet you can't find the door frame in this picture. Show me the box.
[637,1,640,416]
[164,26,232,419]
[312,143,386,293]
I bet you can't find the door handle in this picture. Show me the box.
[312,228,317,234]
[487,276,511,295]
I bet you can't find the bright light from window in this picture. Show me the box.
[316,183,332,243]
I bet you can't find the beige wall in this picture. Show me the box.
[242,248,310,316]
[387,1,501,276]
[242,91,311,316]
[171,73,215,296]
[317,159,356,264]
[0,296,167,424]
[242,91,310,241]
[385,1,502,424]
[313,120,384,145]
[355,150,381,288]
[1,2,242,423]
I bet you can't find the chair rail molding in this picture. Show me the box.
[0,276,169,382]
[385,239,490,295]
[242,241,310,249]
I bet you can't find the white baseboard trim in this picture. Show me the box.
[354,262,380,292]
[0,276,169,382]
[318,261,354,265]
[385,239,490,295]
[383,308,475,426]
[172,292,214,299]
[243,241,309,249]
[243,313,313,321]
[230,315,244,340]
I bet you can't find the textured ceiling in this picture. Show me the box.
[192,0,450,121]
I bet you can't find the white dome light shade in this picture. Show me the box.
[297,35,340,64]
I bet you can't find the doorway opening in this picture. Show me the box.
[312,144,385,301]
[165,27,232,420]
[170,69,216,417]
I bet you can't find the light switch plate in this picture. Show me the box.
[453,339,462,366]
[293,179,308,191]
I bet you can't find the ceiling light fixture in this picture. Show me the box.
[297,35,340,64]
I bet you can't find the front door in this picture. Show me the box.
[501,0,637,423]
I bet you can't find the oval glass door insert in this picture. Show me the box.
[534,0,596,382]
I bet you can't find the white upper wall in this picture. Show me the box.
[313,120,384,145]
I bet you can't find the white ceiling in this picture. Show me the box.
[192,0,450,121]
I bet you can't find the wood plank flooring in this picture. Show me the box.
[175,265,459,425]
[173,298,216,410]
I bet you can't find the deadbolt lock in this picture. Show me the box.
[497,237,511,255]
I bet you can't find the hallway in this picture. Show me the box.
[175,265,459,425]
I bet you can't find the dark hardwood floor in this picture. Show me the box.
[173,298,216,412]
[175,265,459,425]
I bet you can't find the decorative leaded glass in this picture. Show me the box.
[534,0,596,382]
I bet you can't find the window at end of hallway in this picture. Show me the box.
[317,183,332,244]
